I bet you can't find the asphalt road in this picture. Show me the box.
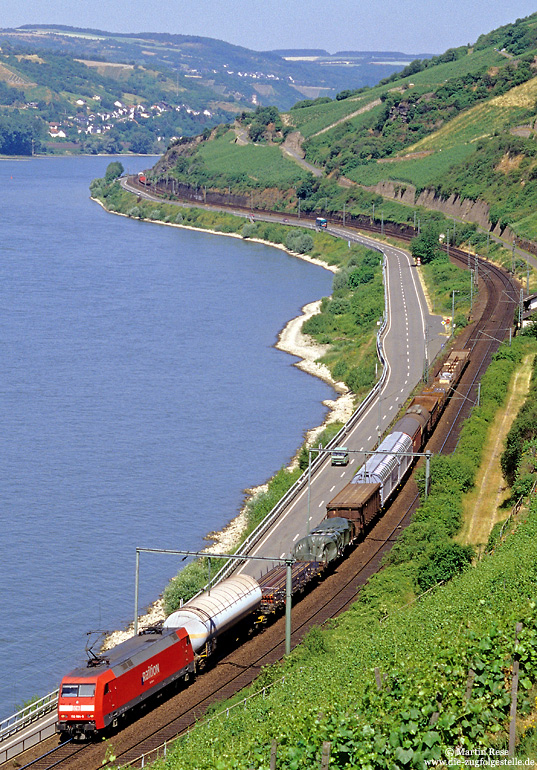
[118,178,446,576]
[237,226,445,578]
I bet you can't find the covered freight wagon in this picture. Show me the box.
[326,482,380,534]
[352,431,413,506]
[393,413,427,451]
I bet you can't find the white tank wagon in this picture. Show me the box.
[163,575,262,653]
[352,431,413,505]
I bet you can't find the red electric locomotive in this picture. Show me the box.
[57,627,195,739]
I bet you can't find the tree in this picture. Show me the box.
[104,161,124,183]
[285,230,313,254]
[410,227,444,264]
[130,131,154,154]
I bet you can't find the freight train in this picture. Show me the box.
[57,350,468,740]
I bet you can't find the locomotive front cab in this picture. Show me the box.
[57,676,101,739]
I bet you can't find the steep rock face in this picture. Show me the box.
[416,189,492,231]
[364,179,522,244]
[367,180,493,229]
[365,180,417,207]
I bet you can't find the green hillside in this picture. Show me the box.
[123,338,537,769]
[0,25,429,156]
[147,11,537,243]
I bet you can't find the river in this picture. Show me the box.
[0,155,334,715]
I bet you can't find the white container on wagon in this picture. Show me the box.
[163,575,262,652]
[352,431,413,505]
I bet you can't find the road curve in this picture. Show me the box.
[237,227,445,575]
[117,176,446,575]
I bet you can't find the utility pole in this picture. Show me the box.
[512,239,516,274]
[451,290,460,338]
[470,270,474,311]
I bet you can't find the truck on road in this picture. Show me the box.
[331,447,349,466]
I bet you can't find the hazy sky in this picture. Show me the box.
[2,0,537,54]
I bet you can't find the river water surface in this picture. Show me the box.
[0,156,334,714]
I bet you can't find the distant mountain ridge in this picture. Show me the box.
[0,25,425,110]
[271,49,434,59]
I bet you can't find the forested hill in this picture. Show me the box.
[0,24,425,156]
[146,11,537,247]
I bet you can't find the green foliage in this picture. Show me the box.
[14,695,42,717]
[522,318,537,339]
[474,13,537,55]
[284,229,313,254]
[416,542,474,592]
[421,253,473,316]
[410,226,445,264]
[501,355,537,483]
[178,130,312,193]
[292,96,333,110]
[0,111,42,155]
[104,161,124,183]
[242,105,283,141]
[348,265,375,286]
[297,423,344,471]
[241,222,257,239]
[300,625,329,656]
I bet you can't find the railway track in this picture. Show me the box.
[77,485,423,770]
[7,213,519,770]
[16,740,84,770]
[436,248,518,454]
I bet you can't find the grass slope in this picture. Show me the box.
[118,338,537,770]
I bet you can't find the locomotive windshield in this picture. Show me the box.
[61,683,96,698]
